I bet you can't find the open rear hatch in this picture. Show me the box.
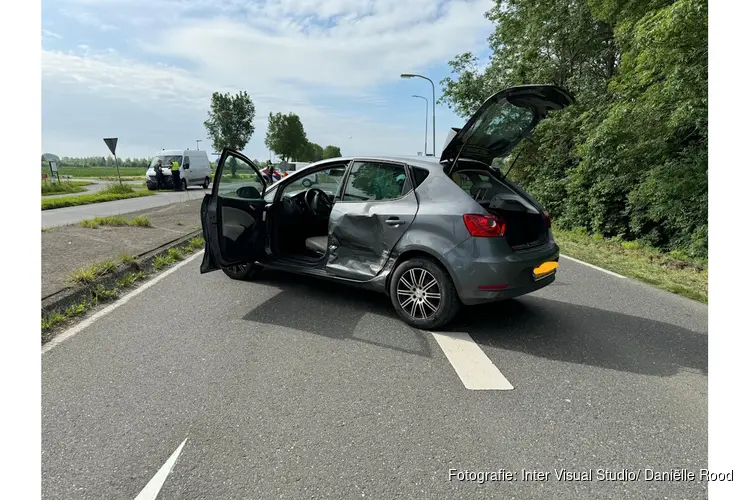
[441,84,574,168]
[441,84,573,250]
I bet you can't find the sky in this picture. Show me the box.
[41,0,495,162]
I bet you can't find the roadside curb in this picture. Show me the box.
[41,229,202,320]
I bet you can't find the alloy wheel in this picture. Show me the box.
[396,268,441,320]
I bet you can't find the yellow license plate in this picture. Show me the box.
[533,261,559,281]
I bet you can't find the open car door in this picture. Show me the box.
[200,149,268,274]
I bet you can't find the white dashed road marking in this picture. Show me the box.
[134,439,187,500]
[431,331,514,390]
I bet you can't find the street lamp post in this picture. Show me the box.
[401,73,436,156]
[412,95,428,156]
[196,139,202,150]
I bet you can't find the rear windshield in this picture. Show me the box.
[462,98,537,154]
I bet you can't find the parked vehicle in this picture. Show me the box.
[146,149,211,190]
[200,85,574,329]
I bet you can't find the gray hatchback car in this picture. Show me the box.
[200,84,574,329]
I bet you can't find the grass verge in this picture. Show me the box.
[41,181,92,196]
[42,237,204,334]
[80,215,152,228]
[553,226,708,303]
[41,183,154,210]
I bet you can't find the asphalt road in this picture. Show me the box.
[42,254,708,499]
[41,187,210,228]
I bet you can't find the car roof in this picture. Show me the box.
[263,155,487,190]
[313,155,489,173]
[314,155,445,172]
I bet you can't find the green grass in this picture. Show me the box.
[44,166,145,179]
[42,270,148,333]
[187,236,205,251]
[41,184,154,210]
[41,181,92,196]
[553,226,708,303]
[43,237,204,335]
[119,253,136,264]
[167,248,185,261]
[153,255,172,270]
[79,215,152,228]
[67,259,120,285]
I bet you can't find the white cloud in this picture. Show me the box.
[42,0,494,159]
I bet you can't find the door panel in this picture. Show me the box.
[325,161,418,280]
[200,149,268,273]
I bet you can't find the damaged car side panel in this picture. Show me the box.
[326,192,418,280]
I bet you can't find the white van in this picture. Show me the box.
[145,149,211,191]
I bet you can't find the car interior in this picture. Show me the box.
[451,169,548,249]
[268,161,410,262]
[269,164,349,261]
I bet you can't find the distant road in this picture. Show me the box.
[41,187,210,228]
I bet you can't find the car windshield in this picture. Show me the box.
[283,166,347,198]
[150,155,182,168]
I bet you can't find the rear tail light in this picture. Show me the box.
[543,211,551,228]
[463,214,506,237]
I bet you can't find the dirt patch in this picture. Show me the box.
[42,199,203,298]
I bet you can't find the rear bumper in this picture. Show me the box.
[443,236,559,306]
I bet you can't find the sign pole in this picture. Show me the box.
[103,138,122,185]
[113,154,122,185]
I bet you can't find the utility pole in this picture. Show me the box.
[412,95,428,156]
[401,73,436,156]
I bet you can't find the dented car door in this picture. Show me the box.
[325,160,418,280]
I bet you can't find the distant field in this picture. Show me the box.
[43,166,146,178]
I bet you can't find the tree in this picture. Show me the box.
[296,141,325,162]
[322,145,342,159]
[439,0,707,258]
[204,91,256,177]
[264,112,308,162]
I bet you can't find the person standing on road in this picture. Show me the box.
[154,160,165,190]
[171,159,182,191]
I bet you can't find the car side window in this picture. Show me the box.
[342,162,410,202]
[217,153,264,200]
[411,167,429,188]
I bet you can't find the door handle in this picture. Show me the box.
[386,217,404,226]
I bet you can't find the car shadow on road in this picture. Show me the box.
[241,270,706,377]
[449,297,707,377]
[242,270,433,358]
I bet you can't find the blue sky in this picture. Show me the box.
[41,0,494,162]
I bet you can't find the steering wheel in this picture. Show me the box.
[304,188,332,216]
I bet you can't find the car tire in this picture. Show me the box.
[147,185,156,191]
[222,263,263,281]
[181,179,188,191]
[203,177,210,189]
[389,257,461,330]
[302,179,312,188]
